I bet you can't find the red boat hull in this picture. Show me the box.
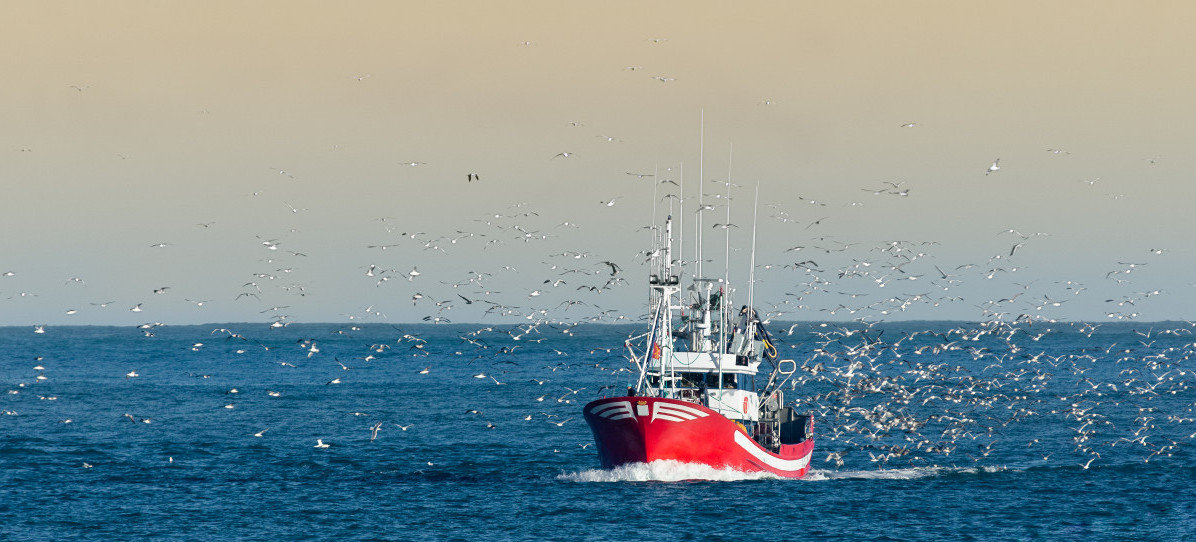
[583,396,814,478]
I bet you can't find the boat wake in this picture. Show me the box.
[559,460,782,482]
[562,462,1006,483]
[804,465,1007,481]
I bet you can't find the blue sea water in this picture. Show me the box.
[2,321,1195,541]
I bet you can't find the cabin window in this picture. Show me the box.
[678,372,703,388]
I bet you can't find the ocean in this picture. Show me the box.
[2,321,1194,541]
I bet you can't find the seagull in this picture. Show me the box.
[253,428,269,437]
[805,216,830,230]
[314,439,330,449]
[986,159,1001,174]
[126,370,139,379]
[395,423,413,431]
[370,421,383,441]
[552,152,573,159]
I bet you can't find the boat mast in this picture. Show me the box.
[649,163,659,239]
[748,184,759,317]
[720,143,733,386]
[695,111,704,282]
[677,162,683,275]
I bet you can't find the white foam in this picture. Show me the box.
[559,460,782,482]
[803,465,1008,481]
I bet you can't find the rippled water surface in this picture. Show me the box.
[3,322,1195,540]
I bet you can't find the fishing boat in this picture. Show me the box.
[583,211,815,478]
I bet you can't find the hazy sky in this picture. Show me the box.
[4,1,1196,326]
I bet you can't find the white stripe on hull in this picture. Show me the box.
[733,430,810,472]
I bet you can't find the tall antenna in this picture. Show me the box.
[649,163,659,235]
[677,162,683,271]
[723,143,733,352]
[696,109,704,280]
[747,183,760,314]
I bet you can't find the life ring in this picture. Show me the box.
[743,396,750,414]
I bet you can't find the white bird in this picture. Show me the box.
[986,159,1001,174]
[126,370,139,379]
[253,428,269,437]
[314,439,330,449]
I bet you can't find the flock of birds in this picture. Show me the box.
[5,180,1192,475]
[777,318,1196,470]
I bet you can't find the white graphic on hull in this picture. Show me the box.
[652,401,710,423]
[590,401,636,421]
[733,431,811,472]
